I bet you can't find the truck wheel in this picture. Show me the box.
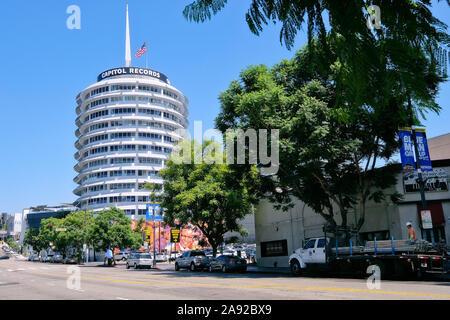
[190,263,196,272]
[175,262,180,271]
[290,260,302,276]
[222,265,227,273]
[416,268,424,280]
[126,263,130,269]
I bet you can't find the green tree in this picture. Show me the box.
[56,210,93,259]
[6,238,19,251]
[215,48,411,232]
[87,207,142,256]
[38,217,63,252]
[23,228,45,253]
[158,140,261,257]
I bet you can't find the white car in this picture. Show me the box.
[114,252,129,261]
[126,253,154,269]
[155,253,167,262]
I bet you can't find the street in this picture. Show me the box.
[0,255,449,300]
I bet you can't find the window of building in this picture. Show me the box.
[260,240,288,257]
[111,84,135,91]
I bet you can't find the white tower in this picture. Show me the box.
[73,6,189,219]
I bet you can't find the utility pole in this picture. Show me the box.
[152,203,156,268]
[408,97,428,211]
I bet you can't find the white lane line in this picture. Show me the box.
[116,297,129,300]
[7,269,13,272]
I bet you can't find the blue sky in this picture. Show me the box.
[0,1,448,214]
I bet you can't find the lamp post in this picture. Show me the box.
[152,203,156,268]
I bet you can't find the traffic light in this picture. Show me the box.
[49,223,53,231]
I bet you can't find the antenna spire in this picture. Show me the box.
[125,3,131,67]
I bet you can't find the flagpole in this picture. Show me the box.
[146,41,149,69]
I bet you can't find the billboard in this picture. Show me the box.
[132,221,207,252]
[403,168,449,193]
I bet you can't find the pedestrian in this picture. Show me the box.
[406,222,416,240]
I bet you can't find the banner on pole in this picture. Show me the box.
[398,128,416,171]
[415,128,433,171]
[146,203,162,221]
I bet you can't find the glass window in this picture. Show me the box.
[304,240,316,249]
[317,238,327,248]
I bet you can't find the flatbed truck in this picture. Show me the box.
[289,236,449,279]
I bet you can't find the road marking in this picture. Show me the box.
[31,272,450,299]
[116,297,129,300]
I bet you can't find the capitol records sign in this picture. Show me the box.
[403,168,449,193]
[97,67,170,84]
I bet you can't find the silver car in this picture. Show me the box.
[126,253,154,269]
[175,250,210,271]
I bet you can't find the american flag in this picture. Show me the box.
[135,42,147,58]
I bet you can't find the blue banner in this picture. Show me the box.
[146,203,163,221]
[398,128,416,171]
[415,129,433,171]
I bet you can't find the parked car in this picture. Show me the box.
[221,250,236,256]
[168,251,181,261]
[155,253,167,262]
[114,252,129,261]
[175,250,210,271]
[126,253,154,269]
[209,255,247,273]
[40,253,53,263]
[28,254,40,261]
[0,255,9,260]
[50,253,64,263]
[63,256,77,264]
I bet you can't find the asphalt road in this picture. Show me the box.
[0,254,449,300]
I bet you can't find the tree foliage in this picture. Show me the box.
[215,44,433,230]
[158,140,261,256]
[184,0,448,111]
[87,207,142,253]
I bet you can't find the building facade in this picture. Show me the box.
[6,213,22,240]
[18,205,77,244]
[73,67,189,218]
[254,133,450,268]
